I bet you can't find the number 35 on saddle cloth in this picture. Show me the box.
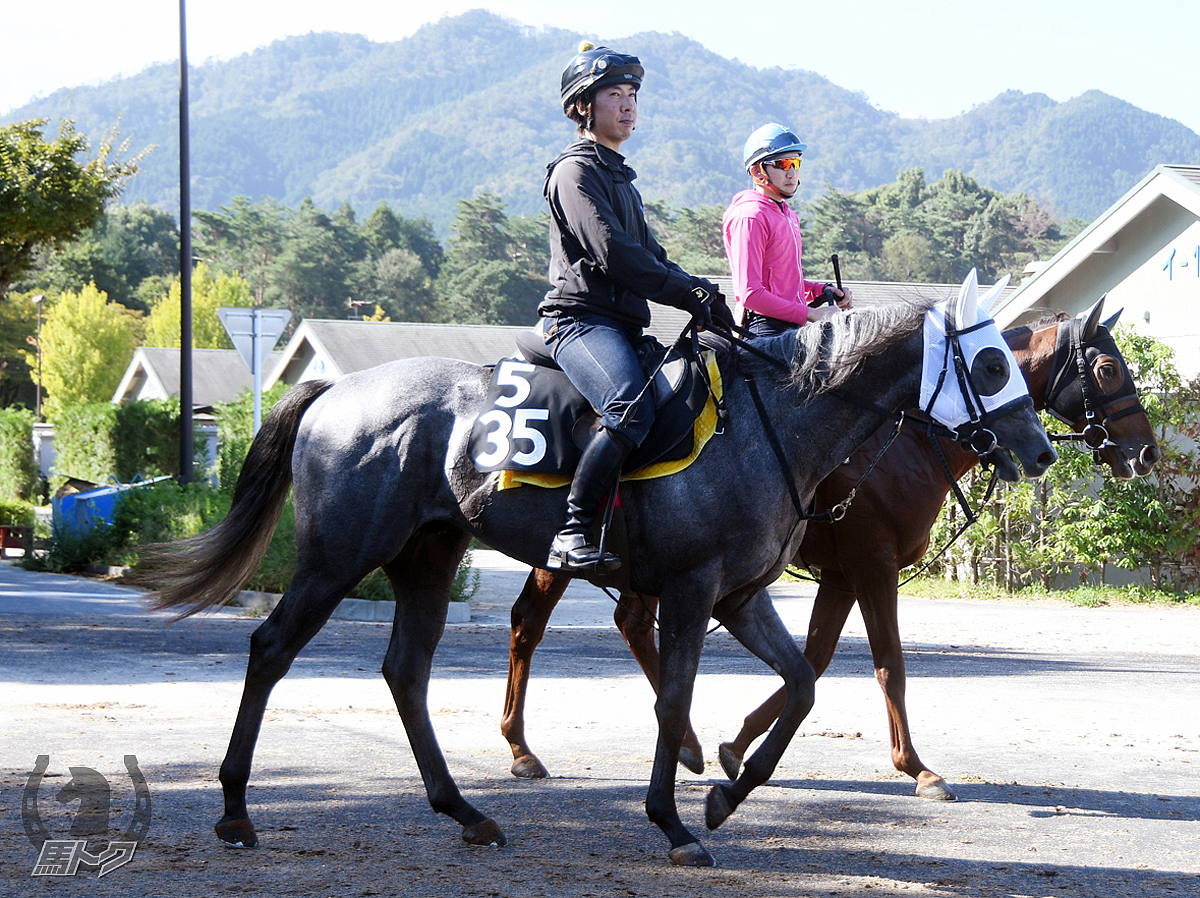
[469,331,724,490]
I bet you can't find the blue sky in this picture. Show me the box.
[5,1,1199,136]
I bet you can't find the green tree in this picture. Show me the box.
[644,202,727,276]
[437,260,544,325]
[32,201,179,312]
[270,197,353,318]
[194,196,288,305]
[436,194,546,325]
[803,168,1074,285]
[144,263,253,348]
[0,407,38,500]
[30,284,140,418]
[0,119,141,300]
[357,247,437,322]
[0,291,39,409]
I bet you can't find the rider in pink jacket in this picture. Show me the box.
[723,123,852,336]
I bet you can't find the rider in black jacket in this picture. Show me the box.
[539,42,733,575]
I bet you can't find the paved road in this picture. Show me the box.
[1,553,1197,897]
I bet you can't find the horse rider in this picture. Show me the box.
[538,41,735,576]
[723,123,853,338]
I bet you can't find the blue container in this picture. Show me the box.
[52,476,173,534]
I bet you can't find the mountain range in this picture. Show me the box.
[6,10,1200,232]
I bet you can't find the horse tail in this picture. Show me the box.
[137,379,334,618]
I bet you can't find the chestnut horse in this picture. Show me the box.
[500,298,1158,801]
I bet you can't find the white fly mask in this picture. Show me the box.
[920,269,1032,443]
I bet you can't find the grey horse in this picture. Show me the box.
[140,274,1056,867]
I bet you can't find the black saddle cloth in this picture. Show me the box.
[469,330,714,476]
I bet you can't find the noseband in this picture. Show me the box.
[1043,318,1144,463]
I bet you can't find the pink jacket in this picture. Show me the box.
[722,189,826,326]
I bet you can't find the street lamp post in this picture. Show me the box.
[31,294,44,421]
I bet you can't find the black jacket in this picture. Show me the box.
[539,140,693,329]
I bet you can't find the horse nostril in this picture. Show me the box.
[1140,445,1160,468]
[1039,448,1058,469]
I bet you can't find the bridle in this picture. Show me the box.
[919,305,1037,460]
[1043,317,1144,463]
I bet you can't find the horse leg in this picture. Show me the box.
[613,594,705,774]
[718,576,857,779]
[502,568,569,778]
[644,595,714,867]
[856,568,955,800]
[381,525,506,847]
[215,572,355,847]
[705,588,816,831]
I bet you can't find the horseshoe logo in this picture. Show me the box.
[22,755,152,850]
[22,755,51,850]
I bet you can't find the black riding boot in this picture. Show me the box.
[546,428,634,574]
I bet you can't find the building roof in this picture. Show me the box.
[267,320,532,385]
[112,347,285,408]
[993,164,1200,328]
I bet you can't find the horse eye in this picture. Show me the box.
[971,348,1010,396]
[1094,357,1123,393]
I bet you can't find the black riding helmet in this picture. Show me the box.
[560,41,643,117]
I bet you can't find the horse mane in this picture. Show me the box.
[785,296,935,396]
[1005,311,1069,340]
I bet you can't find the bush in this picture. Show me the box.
[27,518,121,574]
[214,383,288,495]
[23,479,228,573]
[349,547,481,602]
[109,480,229,551]
[113,399,181,480]
[0,408,37,501]
[0,498,34,526]
[246,496,296,594]
[49,402,117,490]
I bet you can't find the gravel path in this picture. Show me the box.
[1,554,1197,897]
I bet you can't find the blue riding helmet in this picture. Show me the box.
[560,42,643,115]
[743,123,807,172]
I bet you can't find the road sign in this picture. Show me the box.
[217,308,291,371]
[217,308,292,434]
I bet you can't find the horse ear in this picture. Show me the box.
[1079,295,1106,339]
[955,268,980,327]
[977,273,1012,317]
[1100,297,1123,331]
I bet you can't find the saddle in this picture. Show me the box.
[469,326,723,481]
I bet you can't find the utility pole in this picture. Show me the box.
[179,0,194,483]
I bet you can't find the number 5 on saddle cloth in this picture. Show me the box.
[469,330,724,487]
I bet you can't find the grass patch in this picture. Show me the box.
[898,576,1200,608]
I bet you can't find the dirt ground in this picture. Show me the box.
[1,557,1198,897]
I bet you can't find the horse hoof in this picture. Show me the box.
[511,756,549,779]
[669,842,716,867]
[717,743,742,782]
[679,745,705,775]
[705,784,736,830]
[215,816,258,848]
[916,776,957,801]
[462,818,507,847]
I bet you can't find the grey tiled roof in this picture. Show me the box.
[1164,164,1200,189]
[125,348,285,406]
[299,320,528,370]
[837,280,1018,309]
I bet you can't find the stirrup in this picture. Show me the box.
[546,532,622,575]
